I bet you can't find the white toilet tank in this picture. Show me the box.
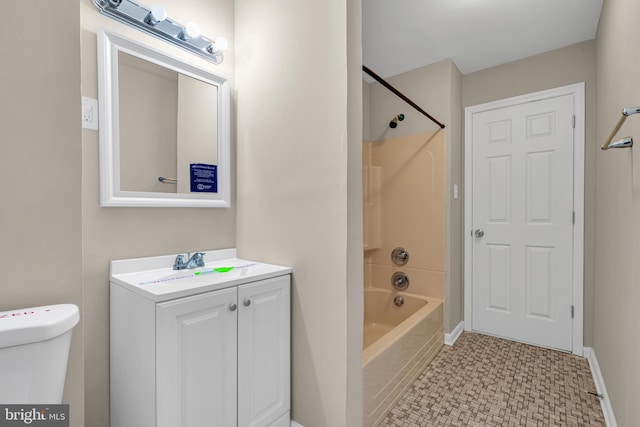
[0,304,79,404]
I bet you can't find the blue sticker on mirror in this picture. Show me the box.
[190,164,217,193]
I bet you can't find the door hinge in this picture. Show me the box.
[572,211,576,225]
[571,305,575,319]
[572,115,576,129]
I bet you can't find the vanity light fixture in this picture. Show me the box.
[93,0,228,64]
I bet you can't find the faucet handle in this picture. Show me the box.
[173,254,185,270]
[194,252,206,267]
[185,252,206,268]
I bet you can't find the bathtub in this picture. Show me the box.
[363,287,443,427]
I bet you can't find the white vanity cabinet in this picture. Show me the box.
[157,276,290,427]
[110,249,291,427]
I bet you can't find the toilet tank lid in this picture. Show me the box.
[0,304,79,349]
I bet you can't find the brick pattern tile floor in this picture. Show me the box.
[379,332,605,427]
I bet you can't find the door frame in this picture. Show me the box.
[463,83,585,356]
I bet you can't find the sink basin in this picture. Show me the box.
[110,248,292,302]
[131,262,258,286]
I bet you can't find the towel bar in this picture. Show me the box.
[602,107,640,150]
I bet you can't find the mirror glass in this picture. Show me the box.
[98,30,230,207]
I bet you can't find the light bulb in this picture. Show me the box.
[207,36,228,62]
[180,22,201,40]
[214,36,228,51]
[145,4,167,26]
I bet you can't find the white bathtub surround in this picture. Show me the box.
[444,321,465,346]
[363,288,444,427]
[584,347,618,427]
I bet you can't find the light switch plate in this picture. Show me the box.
[82,96,99,131]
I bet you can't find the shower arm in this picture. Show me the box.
[362,65,445,130]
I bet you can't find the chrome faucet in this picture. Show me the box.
[173,252,206,270]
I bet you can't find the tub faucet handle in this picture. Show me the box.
[391,247,409,266]
[391,271,410,291]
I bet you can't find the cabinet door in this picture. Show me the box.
[238,275,291,427]
[157,288,238,427]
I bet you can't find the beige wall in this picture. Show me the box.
[346,0,364,425]
[0,2,84,425]
[446,61,464,332]
[463,40,597,346]
[80,0,236,425]
[365,59,464,332]
[235,0,361,425]
[594,0,640,425]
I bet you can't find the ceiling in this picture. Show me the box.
[362,0,604,78]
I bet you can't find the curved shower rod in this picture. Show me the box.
[363,65,445,129]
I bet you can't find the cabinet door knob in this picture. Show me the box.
[229,303,237,312]
[243,299,252,307]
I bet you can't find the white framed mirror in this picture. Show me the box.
[97,29,230,207]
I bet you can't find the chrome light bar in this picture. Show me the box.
[93,0,227,64]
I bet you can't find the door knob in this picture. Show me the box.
[474,229,485,238]
[229,303,237,312]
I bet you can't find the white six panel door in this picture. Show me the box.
[471,94,575,351]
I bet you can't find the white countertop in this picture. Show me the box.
[110,249,292,302]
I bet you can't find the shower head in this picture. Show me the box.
[389,114,405,128]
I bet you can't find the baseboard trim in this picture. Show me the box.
[584,347,618,427]
[291,421,304,427]
[444,321,464,346]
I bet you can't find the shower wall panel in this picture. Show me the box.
[364,130,446,300]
